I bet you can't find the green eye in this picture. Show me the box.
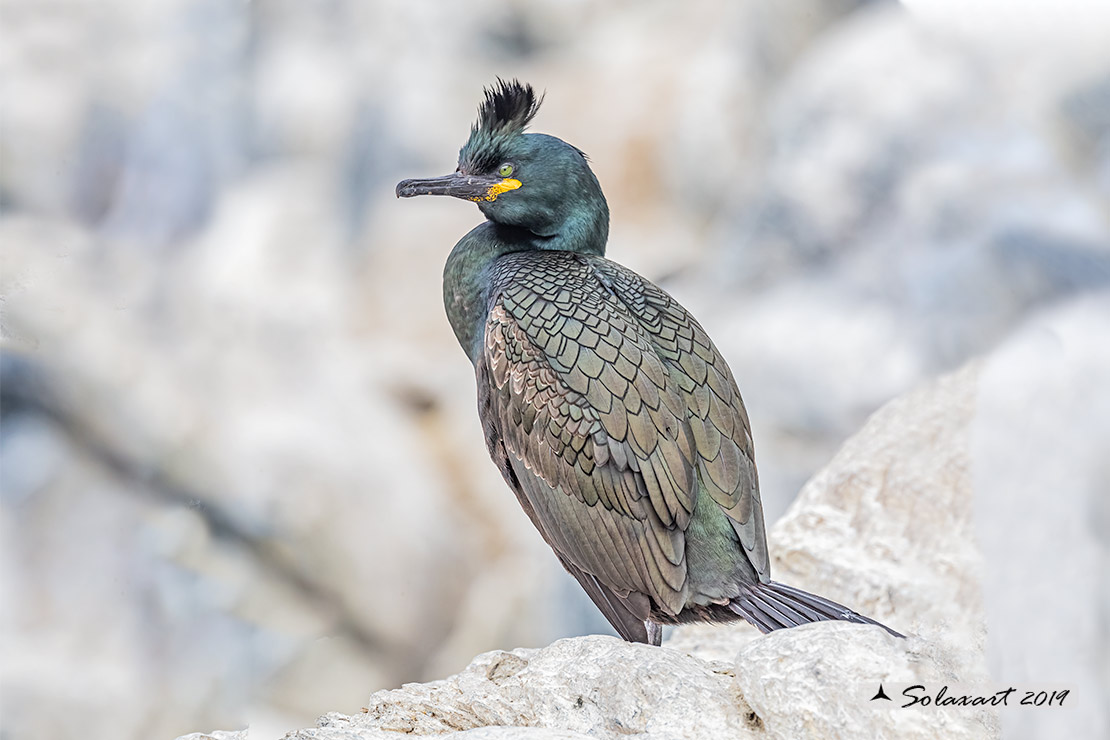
[498,163,514,178]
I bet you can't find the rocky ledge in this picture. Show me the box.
[183,359,1021,739]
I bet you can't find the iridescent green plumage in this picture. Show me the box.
[397,79,900,644]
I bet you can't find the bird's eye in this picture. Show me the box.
[498,163,514,178]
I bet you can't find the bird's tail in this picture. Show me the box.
[728,580,903,637]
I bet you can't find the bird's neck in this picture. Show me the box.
[443,212,608,363]
[443,222,521,363]
[533,201,610,257]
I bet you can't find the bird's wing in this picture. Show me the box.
[589,258,770,580]
[555,554,659,644]
[480,252,698,616]
[476,364,658,642]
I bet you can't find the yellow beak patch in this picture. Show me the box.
[471,178,521,202]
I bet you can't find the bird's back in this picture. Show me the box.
[477,249,770,623]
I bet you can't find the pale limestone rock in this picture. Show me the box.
[767,362,987,681]
[274,624,991,740]
[736,625,993,740]
[344,636,752,739]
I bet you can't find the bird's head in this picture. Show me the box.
[396,79,609,253]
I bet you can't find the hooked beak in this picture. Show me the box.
[396,172,521,202]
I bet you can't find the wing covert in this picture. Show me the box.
[481,252,699,614]
[588,258,770,580]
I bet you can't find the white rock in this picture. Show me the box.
[768,362,986,674]
[341,636,750,739]
[293,626,991,740]
[276,624,993,740]
[736,625,993,740]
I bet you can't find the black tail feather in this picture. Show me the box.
[728,581,903,638]
[758,583,825,624]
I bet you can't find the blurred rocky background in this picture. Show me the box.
[1,0,1107,738]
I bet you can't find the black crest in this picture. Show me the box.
[460,79,544,171]
[476,78,542,136]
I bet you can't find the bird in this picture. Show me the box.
[396,79,901,645]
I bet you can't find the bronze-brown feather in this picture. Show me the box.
[477,250,767,626]
[589,259,770,578]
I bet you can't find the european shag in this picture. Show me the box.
[397,80,901,645]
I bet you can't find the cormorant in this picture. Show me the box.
[397,80,901,645]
